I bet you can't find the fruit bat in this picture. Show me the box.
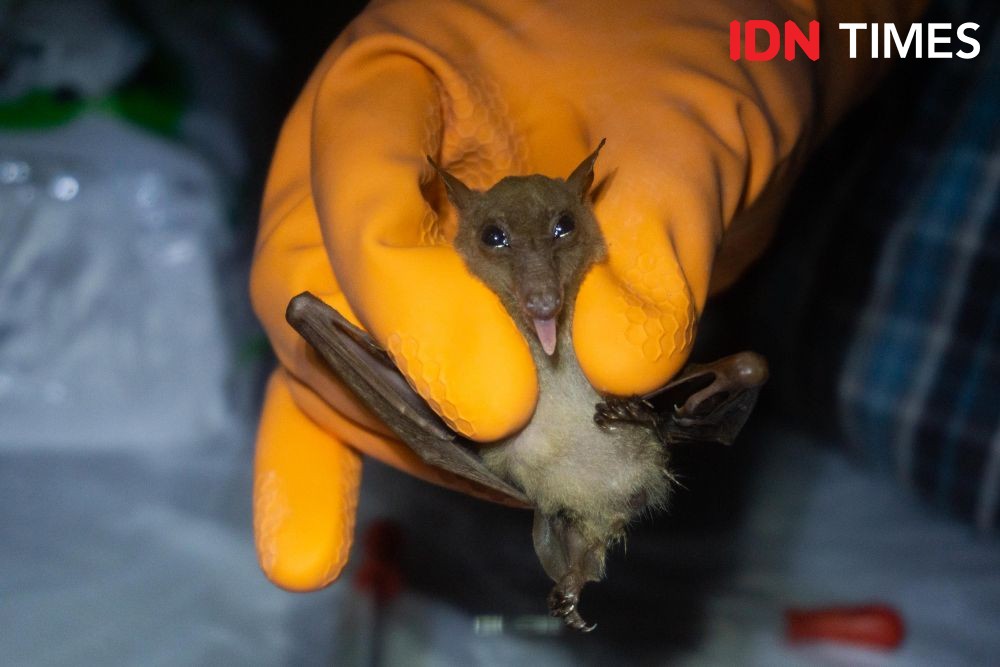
[285,140,768,632]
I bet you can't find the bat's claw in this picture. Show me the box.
[547,585,596,632]
[594,397,658,430]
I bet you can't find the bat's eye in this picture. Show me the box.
[481,224,509,248]
[553,213,575,238]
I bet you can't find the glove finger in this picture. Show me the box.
[310,41,537,442]
[573,63,792,395]
[574,141,719,395]
[251,192,398,436]
[574,216,699,396]
[253,370,361,591]
[249,193,530,503]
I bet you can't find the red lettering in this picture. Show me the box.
[730,20,741,60]
[784,20,820,61]
[745,20,781,61]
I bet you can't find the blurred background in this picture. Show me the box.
[1,1,998,665]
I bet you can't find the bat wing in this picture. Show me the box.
[644,351,769,446]
[286,292,529,505]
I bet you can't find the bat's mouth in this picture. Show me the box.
[532,317,558,356]
[519,286,563,356]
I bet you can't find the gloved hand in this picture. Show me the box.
[250,0,926,590]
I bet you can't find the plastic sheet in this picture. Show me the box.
[0,115,237,449]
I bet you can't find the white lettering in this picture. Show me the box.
[928,23,952,59]
[884,23,922,58]
[957,22,981,59]
[839,23,867,59]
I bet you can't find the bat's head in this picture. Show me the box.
[430,141,607,357]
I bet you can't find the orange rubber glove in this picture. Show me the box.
[251,0,926,590]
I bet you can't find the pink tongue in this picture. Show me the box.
[533,318,558,356]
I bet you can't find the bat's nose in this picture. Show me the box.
[523,291,562,320]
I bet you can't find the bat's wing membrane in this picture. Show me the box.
[286,292,529,504]
[644,352,769,446]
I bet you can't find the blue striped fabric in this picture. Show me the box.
[838,8,1000,529]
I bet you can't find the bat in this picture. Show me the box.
[286,140,768,632]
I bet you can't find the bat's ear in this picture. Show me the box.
[427,156,476,212]
[565,138,606,201]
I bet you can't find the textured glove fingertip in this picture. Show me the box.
[253,372,361,591]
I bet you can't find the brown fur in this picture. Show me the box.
[430,144,671,628]
[448,170,669,532]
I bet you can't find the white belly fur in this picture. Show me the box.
[480,345,667,523]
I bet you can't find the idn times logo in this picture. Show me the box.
[730,21,982,61]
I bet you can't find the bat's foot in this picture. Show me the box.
[594,397,658,430]
[547,584,596,632]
